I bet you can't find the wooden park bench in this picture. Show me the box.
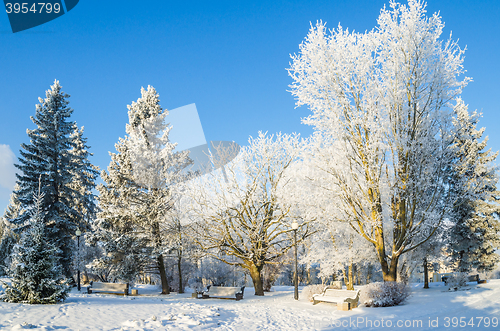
[442,274,481,285]
[87,281,129,296]
[312,289,360,310]
[202,285,245,300]
[468,274,479,283]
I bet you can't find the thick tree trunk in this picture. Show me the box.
[378,250,399,282]
[177,254,183,293]
[248,263,264,296]
[383,256,399,281]
[157,254,170,294]
[348,263,355,290]
[423,256,429,289]
[373,226,397,282]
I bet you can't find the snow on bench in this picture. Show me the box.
[202,285,245,300]
[87,281,129,296]
[312,289,360,310]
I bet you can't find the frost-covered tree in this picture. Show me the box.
[288,0,470,281]
[68,124,99,231]
[3,184,25,222]
[186,132,314,296]
[13,80,97,277]
[302,221,377,290]
[162,203,202,294]
[447,100,500,273]
[1,188,70,304]
[90,86,191,294]
[0,219,18,276]
[0,188,23,275]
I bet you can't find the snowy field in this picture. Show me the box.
[1,280,499,331]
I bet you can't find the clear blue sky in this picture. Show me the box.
[1,0,500,214]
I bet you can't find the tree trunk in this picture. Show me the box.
[354,263,359,285]
[373,226,398,282]
[384,257,399,281]
[248,263,264,296]
[157,254,170,294]
[423,256,429,289]
[347,263,354,290]
[366,264,373,284]
[341,264,355,290]
[177,254,183,293]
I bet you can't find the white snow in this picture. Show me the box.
[1,281,499,330]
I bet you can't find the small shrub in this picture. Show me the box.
[360,281,410,307]
[302,284,327,302]
[446,272,469,291]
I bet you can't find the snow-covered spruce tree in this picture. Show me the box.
[2,188,70,304]
[13,80,97,278]
[0,188,23,276]
[288,0,470,281]
[3,184,25,222]
[186,132,314,296]
[0,219,19,276]
[90,86,191,294]
[447,100,500,273]
[86,136,151,285]
[68,124,99,231]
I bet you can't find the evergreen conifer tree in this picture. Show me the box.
[13,80,97,278]
[0,187,23,276]
[86,136,151,284]
[89,86,191,293]
[448,100,500,273]
[1,187,70,304]
[3,184,25,222]
[68,124,99,230]
[0,220,18,276]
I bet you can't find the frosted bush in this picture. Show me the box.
[302,284,327,302]
[446,272,469,291]
[360,281,410,307]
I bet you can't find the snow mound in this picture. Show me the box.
[120,302,222,330]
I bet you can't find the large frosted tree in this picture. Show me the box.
[91,86,191,294]
[288,0,471,281]
[13,80,97,278]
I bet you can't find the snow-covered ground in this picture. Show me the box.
[1,280,499,330]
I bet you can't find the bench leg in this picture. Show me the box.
[337,302,350,311]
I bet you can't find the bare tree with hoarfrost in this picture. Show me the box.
[289,0,471,281]
[302,220,377,289]
[185,132,313,296]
